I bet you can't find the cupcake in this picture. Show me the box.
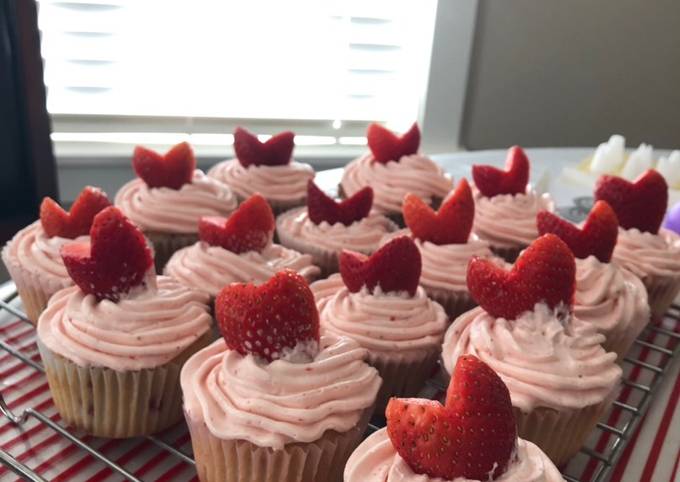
[2,186,111,322]
[276,181,398,274]
[165,194,319,298]
[37,207,213,438]
[472,146,555,262]
[115,141,237,272]
[339,123,452,225]
[442,234,622,466]
[207,127,315,214]
[537,200,650,360]
[182,270,381,482]
[345,355,564,482]
[311,236,448,411]
[595,169,680,317]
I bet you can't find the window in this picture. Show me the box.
[37,0,453,164]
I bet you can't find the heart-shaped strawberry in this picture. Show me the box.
[339,236,421,296]
[61,207,153,301]
[40,186,111,239]
[307,181,372,226]
[386,355,516,480]
[367,122,420,164]
[132,141,195,190]
[537,200,619,263]
[403,178,474,245]
[472,146,530,197]
[467,234,575,320]
[215,270,320,362]
[594,169,668,234]
[198,194,275,254]
[233,127,295,167]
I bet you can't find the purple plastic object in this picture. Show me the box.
[663,202,680,234]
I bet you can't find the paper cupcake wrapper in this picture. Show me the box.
[38,331,212,438]
[146,231,199,274]
[514,390,617,467]
[276,226,339,276]
[600,315,650,363]
[186,406,373,482]
[2,249,72,324]
[642,274,680,319]
[235,193,306,216]
[423,286,476,322]
[489,244,526,263]
[368,349,441,413]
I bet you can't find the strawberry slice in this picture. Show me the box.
[233,127,295,167]
[594,169,668,234]
[467,234,575,320]
[367,122,420,164]
[40,186,111,239]
[339,236,421,296]
[537,200,619,263]
[198,194,275,254]
[307,181,372,226]
[403,178,474,245]
[472,146,530,197]
[61,207,153,301]
[386,355,516,480]
[215,270,320,362]
[132,142,195,190]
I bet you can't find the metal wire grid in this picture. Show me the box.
[0,283,677,482]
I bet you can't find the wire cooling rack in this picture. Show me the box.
[0,281,678,482]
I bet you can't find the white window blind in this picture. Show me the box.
[37,0,438,160]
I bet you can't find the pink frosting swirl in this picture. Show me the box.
[572,256,649,340]
[37,276,213,370]
[473,188,554,248]
[277,207,398,255]
[164,241,320,296]
[441,305,621,412]
[207,159,314,202]
[114,170,237,233]
[612,227,680,279]
[312,275,447,358]
[341,154,453,214]
[180,334,381,449]
[345,429,564,482]
[2,221,86,280]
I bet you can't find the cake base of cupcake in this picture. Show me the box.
[146,231,199,273]
[38,330,213,438]
[186,406,374,482]
[642,274,680,319]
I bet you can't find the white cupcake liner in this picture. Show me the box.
[145,231,198,274]
[601,315,650,363]
[38,331,212,438]
[642,274,680,319]
[186,405,374,482]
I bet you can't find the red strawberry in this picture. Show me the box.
[61,207,153,301]
[594,169,668,234]
[132,142,195,190]
[367,122,420,164]
[40,186,111,239]
[403,179,474,245]
[467,234,575,320]
[198,194,275,254]
[233,127,295,167]
[386,355,516,480]
[215,270,319,362]
[472,146,530,197]
[537,201,619,263]
[307,181,372,226]
[339,236,421,296]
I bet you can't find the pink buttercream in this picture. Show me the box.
[340,153,453,214]
[612,227,680,279]
[180,334,381,449]
[312,274,447,358]
[473,188,554,248]
[37,276,212,370]
[164,241,320,296]
[114,170,237,233]
[207,159,314,202]
[276,207,398,255]
[442,305,621,412]
[345,429,564,482]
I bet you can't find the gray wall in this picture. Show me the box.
[462,0,680,150]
